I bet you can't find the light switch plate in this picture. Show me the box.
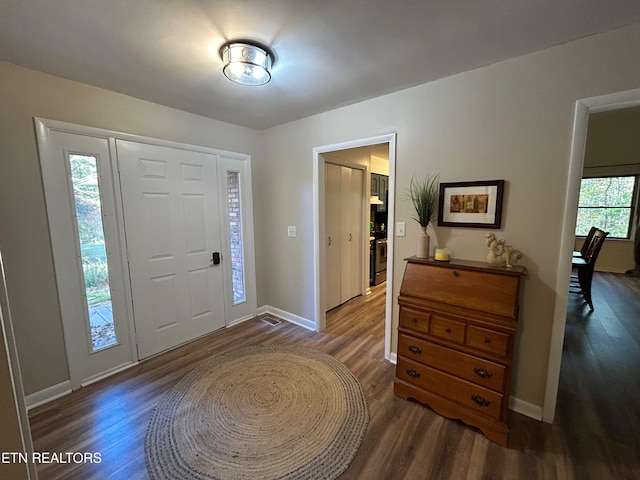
[396,222,406,237]
[287,226,297,238]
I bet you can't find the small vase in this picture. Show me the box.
[417,226,430,258]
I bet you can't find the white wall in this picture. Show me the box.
[256,23,640,409]
[371,155,390,175]
[0,61,261,395]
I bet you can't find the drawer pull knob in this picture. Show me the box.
[406,369,420,378]
[471,394,490,407]
[484,338,491,344]
[473,368,493,379]
[445,328,452,333]
[408,345,422,354]
[452,270,459,277]
[412,318,418,323]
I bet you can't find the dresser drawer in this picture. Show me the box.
[398,333,507,392]
[399,307,431,335]
[401,262,520,317]
[467,325,510,357]
[396,357,503,419]
[430,315,466,345]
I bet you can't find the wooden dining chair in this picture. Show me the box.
[570,228,608,311]
[573,226,596,259]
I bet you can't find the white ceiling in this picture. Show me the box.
[2,1,640,130]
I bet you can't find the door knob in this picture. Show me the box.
[212,252,221,265]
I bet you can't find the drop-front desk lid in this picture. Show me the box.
[400,256,527,318]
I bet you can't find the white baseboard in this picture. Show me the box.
[257,305,315,331]
[80,361,136,388]
[227,313,255,327]
[388,352,397,364]
[595,267,628,274]
[509,396,543,420]
[25,380,72,410]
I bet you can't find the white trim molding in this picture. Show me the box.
[509,396,543,421]
[25,380,72,410]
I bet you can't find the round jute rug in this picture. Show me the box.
[145,345,369,480]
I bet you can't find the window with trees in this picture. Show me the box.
[575,175,638,239]
[69,153,118,351]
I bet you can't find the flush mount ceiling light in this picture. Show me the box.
[219,40,274,86]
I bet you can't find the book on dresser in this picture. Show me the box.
[394,256,526,446]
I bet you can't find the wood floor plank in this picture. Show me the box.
[26,274,640,479]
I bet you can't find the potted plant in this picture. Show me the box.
[408,173,440,258]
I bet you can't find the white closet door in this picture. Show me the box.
[117,140,225,359]
[347,168,363,300]
[340,166,353,303]
[325,163,342,310]
[326,163,363,311]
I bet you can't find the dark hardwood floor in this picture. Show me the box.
[28,274,640,479]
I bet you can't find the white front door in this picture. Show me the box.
[117,141,226,359]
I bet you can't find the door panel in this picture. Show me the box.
[340,166,352,302]
[325,163,342,310]
[117,140,225,359]
[348,168,364,298]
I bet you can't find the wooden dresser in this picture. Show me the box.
[394,256,526,446]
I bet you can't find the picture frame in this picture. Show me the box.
[437,180,505,229]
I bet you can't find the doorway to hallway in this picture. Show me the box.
[313,133,396,361]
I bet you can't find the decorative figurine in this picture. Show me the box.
[485,233,522,268]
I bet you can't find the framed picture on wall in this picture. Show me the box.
[437,180,505,229]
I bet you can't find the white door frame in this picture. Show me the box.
[543,88,640,423]
[313,133,396,361]
[0,251,37,479]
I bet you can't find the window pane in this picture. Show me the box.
[575,175,636,239]
[226,171,246,304]
[578,176,635,207]
[576,207,632,238]
[69,154,118,351]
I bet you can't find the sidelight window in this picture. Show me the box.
[69,154,118,351]
[226,170,246,304]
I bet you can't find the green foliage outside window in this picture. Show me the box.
[70,155,105,245]
[575,176,637,238]
[70,154,112,307]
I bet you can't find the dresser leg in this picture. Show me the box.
[394,380,509,447]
